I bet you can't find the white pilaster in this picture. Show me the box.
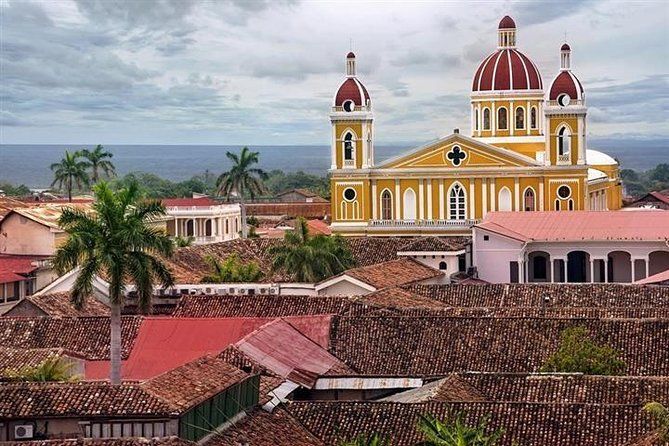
[526,100,531,135]
[439,180,445,220]
[509,101,514,136]
[491,101,496,136]
[427,179,433,220]
[490,179,496,211]
[371,180,378,220]
[361,122,370,169]
[577,116,585,165]
[331,124,337,169]
[418,179,425,220]
[514,177,520,211]
[469,181,475,219]
[395,179,401,220]
[539,181,545,211]
[482,179,488,218]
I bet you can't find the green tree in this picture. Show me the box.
[201,254,263,283]
[643,402,669,442]
[174,235,195,247]
[216,147,267,238]
[4,354,78,382]
[540,326,626,375]
[53,182,175,384]
[50,151,90,202]
[80,144,116,183]
[339,433,390,446]
[417,412,504,446]
[269,217,355,282]
[0,182,31,197]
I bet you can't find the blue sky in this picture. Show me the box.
[1,0,668,145]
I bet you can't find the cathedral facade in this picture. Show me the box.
[329,16,622,236]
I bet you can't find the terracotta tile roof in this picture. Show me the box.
[167,237,470,283]
[276,188,319,198]
[477,211,669,242]
[405,283,669,318]
[205,407,323,446]
[1,438,193,446]
[142,354,252,412]
[341,258,443,289]
[0,316,142,360]
[0,196,28,219]
[329,316,669,376]
[361,287,446,309]
[0,381,172,418]
[172,294,358,318]
[288,401,655,446]
[627,432,666,446]
[397,236,469,252]
[0,254,47,284]
[8,292,110,317]
[0,347,81,375]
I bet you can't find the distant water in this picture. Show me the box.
[0,139,666,188]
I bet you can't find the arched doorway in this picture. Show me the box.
[649,250,669,276]
[204,219,213,237]
[185,219,195,237]
[567,251,590,283]
[528,251,550,282]
[607,251,632,283]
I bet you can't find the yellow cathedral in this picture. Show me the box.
[329,15,622,236]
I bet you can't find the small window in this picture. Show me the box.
[475,109,480,131]
[555,199,561,210]
[557,185,571,199]
[557,126,571,156]
[483,108,491,130]
[497,107,508,130]
[530,106,537,129]
[483,235,490,241]
[515,107,525,129]
[343,132,354,160]
[381,190,392,220]
[568,198,574,210]
[343,188,357,201]
[343,100,354,112]
[510,261,519,283]
[439,261,447,270]
[458,254,466,272]
[524,188,535,211]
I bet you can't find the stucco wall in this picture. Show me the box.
[0,214,56,256]
[473,228,523,283]
[318,279,371,296]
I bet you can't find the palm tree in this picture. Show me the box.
[216,147,267,237]
[4,354,78,382]
[339,433,390,446]
[417,412,504,446]
[80,144,116,183]
[643,402,669,441]
[269,217,355,282]
[53,182,174,384]
[50,151,90,202]
[174,235,195,247]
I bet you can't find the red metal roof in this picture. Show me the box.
[334,77,370,106]
[498,15,516,29]
[472,49,543,92]
[636,268,669,285]
[85,315,333,380]
[549,70,583,100]
[162,197,218,207]
[0,255,44,283]
[477,211,669,242]
[235,318,350,387]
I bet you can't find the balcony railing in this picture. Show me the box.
[331,105,371,113]
[557,153,571,165]
[547,99,584,107]
[343,159,356,168]
[370,219,479,228]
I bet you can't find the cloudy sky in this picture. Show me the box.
[1,0,668,145]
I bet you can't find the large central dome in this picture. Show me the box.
[472,16,543,92]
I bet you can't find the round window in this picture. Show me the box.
[343,188,357,201]
[557,93,571,107]
[557,185,571,199]
[343,100,354,112]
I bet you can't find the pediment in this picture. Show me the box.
[377,134,539,169]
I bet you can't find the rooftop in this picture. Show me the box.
[333,258,443,290]
[6,292,110,317]
[477,211,669,242]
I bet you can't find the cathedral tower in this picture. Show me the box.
[330,52,374,170]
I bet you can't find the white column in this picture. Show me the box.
[361,123,370,169]
[471,103,475,136]
[482,179,488,218]
[514,177,520,211]
[395,180,401,220]
[549,258,555,283]
[477,102,482,137]
[644,257,650,279]
[604,259,609,283]
[331,124,337,169]
[526,100,531,135]
[490,179,496,211]
[427,179,433,220]
[371,180,378,220]
[439,180,445,220]
[590,259,595,283]
[418,179,425,220]
[509,101,514,136]
[491,101,496,136]
[539,181,545,211]
[174,218,179,237]
[631,258,636,283]
[469,181,475,219]
[577,117,585,165]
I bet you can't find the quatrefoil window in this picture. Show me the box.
[446,146,467,166]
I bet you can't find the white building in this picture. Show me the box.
[473,211,669,283]
[163,197,242,245]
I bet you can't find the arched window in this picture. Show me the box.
[381,190,393,220]
[235,219,239,234]
[530,106,537,129]
[483,108,491,130]
[555,199,561,211]
[475,109,480,131]
[186,219,195,237]
[497,107,508,130]
[403,188,416,220]
[568,199,574,211]
[225,219,229,234]
[515,107,525,130]
[498,187,512,211]
[205,219,212,236]
[449,183,466,220]
[439,261,448,270]
[523,188,536,211]
[557,126,571,156]
[343,132,355,162]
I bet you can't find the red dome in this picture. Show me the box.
[548,71,583,101]
[334,77,370,107]
[347,51,355,58]
[472,49,543,92]
[498,15,516,29]
[561,43,571,51]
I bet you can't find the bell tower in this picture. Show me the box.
[544,43,587,166]
[330,52,374,170]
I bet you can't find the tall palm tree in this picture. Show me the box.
[216,147,267,237]
[50,151,90,202]
[80,144,116,183]
[53,182,174,384]
[269,218,355,282]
